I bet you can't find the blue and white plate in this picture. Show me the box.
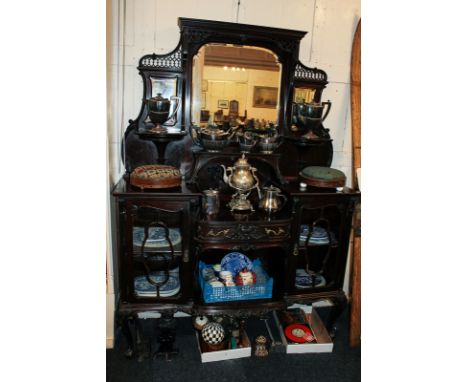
[299,225,334,246]
[133,227,182,249]
[295,269,326,288]
[220,252,253,275]
[310,226,328,238]
[134,268,180,297]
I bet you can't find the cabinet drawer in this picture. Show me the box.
[197,222,290,242]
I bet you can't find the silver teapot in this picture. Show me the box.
[257,132,281,154]
[221,154,260,193]
[258,186,287,213]
[191,125,237,152]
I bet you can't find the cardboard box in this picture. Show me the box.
[196,329,252,363]
[274,308,334,354]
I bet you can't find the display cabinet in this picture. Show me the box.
[112,17,359,360]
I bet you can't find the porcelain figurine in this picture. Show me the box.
[254,335,269,357]
[235,268,256,286]
[193,315,209,331]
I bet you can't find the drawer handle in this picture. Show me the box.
[206,228,230,237]
[264,227,285,236]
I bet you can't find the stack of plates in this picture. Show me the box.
[134,267,180,297]
[133,227,182,250]
[295,268,326,289]
[299,225,332,246]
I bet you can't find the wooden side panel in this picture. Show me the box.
[349,19,361,347]
[351,19,361,188]
[349,230,361,347]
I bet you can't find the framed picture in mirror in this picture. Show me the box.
[202,80,208,92]
[218,99,229,109]
[201,92,206,108]
[253,86,278,108]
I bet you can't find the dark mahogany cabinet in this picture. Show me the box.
[111,17,360,360]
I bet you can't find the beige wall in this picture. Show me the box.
[107,0,361,347]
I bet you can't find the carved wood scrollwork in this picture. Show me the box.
[138,46,183,72]
[229,244,258,252]
[183,29,213,44]
[225,224,265,240]
[206,228,231,237]
[276,39,298,53]
[264,227,286,237]
[294,63,328,82]
[200,224,289,241]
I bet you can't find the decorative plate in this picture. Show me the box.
[134,269,180,297]
[284,323,315,343]
[310,226,328,238]
[220,252,253,275]
[295,269,326,288]
[133,227,181,249]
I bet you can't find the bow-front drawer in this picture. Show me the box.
[197,222,290,242]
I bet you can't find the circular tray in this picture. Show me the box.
[284,323,315,343]
[299,166,346,188]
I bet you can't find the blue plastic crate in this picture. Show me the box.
[199,259,273,303]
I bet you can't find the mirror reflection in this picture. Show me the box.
[192,44,282,128]
[293,87,316,104]
[149,77,179,128]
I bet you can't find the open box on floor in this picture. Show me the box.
[274,308,333,353]
[195,328,251,363]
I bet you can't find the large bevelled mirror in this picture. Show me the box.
[191,43,282,127]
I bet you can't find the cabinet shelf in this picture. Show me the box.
[298,242,338,250]
[193,298,286,316]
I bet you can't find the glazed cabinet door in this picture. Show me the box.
[287,195,355,295]
[117,197,198,304]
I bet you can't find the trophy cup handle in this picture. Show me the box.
[321,100,332,122]
[167,96,181,122]
[279,193,287,206]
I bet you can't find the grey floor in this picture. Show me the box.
[106,307,360,382]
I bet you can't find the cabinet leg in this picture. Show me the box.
[326,292,348,339]
[154,314,179,361]
[118,314,151,361]
[134,317,151,362]
[119,314,136,359]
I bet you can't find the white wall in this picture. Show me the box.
[107,0,361,347]
[109,0,361,182]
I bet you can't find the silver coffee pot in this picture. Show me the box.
[258,186,287,213]
[220,154,261,212]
